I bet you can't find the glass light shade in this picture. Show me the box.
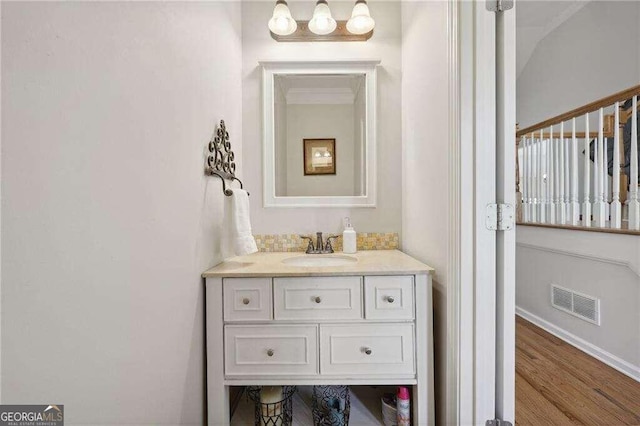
[268,1,297,36]
[308,1,337,35]
[346,1,375,35]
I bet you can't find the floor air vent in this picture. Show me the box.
[551,284,600,325]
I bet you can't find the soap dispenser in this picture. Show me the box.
[342,217,357,254]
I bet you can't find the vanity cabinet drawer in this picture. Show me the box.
[223,278,272,321]
[273,277,362,320]
[319,324,415,376]
[224,325,318,376]
[364,276,414,320]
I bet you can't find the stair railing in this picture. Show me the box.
[516,85,639,232]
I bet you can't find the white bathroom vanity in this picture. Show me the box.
[203,250,434,425]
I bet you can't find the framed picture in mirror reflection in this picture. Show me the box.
[303,139,336,175]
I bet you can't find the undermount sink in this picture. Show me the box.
[282,255,358,267]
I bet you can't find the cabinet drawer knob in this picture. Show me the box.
[386,296,395,303]
[267,349,274,357]
[242,298,250,305]
[363,347,372,355]
[314,296,322,304]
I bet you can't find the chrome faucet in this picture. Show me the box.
[300,232,340,254]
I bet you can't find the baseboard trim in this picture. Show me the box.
[516,307,640,383]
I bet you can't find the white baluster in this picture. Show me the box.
[523,137,528,222]
[564,129,571,221]
[548,125,555,223]
[541,135,545,223]
[611,102,622,228]
[583,113,591,226]
[571,118,580,225]
[530,137,535,222]
[593,108,606,227]
[558,122,566,224]
[539,130,545,222]
[540,132,547,223]
[524,138,533,222]
[554,128,560,223]
[629,96,639,230]
[604,130,609,221]
[593,118,599,210]
[521,137,527,222]
[531,136,537,222]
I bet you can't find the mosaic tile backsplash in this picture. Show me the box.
[254,233,399,252]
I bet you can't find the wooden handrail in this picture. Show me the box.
[519,131,614,141]
[516,84,640,138]
[517,115,616,141]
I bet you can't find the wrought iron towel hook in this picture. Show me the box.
[204,120,249,196]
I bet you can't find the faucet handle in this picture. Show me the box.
[299,235,315,253]
[325,235,341,253]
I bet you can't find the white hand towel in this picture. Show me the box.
[231,189,258,256]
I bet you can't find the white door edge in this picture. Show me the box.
[495,2,517,423]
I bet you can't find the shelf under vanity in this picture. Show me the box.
[231,385,397,425]
[203,250,435,425]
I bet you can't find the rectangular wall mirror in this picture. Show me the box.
[262,61,379,207]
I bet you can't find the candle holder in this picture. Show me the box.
[246,386,297,426]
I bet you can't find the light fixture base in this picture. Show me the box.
[270,20,373,42]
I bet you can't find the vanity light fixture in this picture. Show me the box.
[308,0,337,35]
[346,0,375,35]
[268,0,297,36]
[267,0,374,42]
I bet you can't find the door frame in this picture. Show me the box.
[448,1,516,424]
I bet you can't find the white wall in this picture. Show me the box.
[285,104,355,196]
[242,1,402,235]
[1,2,242,424]
[516,226,640,379]
[401,2,450,423]
[517,1,640,128]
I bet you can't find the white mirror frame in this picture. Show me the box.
[261,60,379,208]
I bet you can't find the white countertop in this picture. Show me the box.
[202,250,435,278]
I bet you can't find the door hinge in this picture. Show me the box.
[486,420,513,426]
[486,0,514,12]
[485,203,514,231]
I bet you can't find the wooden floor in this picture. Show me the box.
[516,316,640,425]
